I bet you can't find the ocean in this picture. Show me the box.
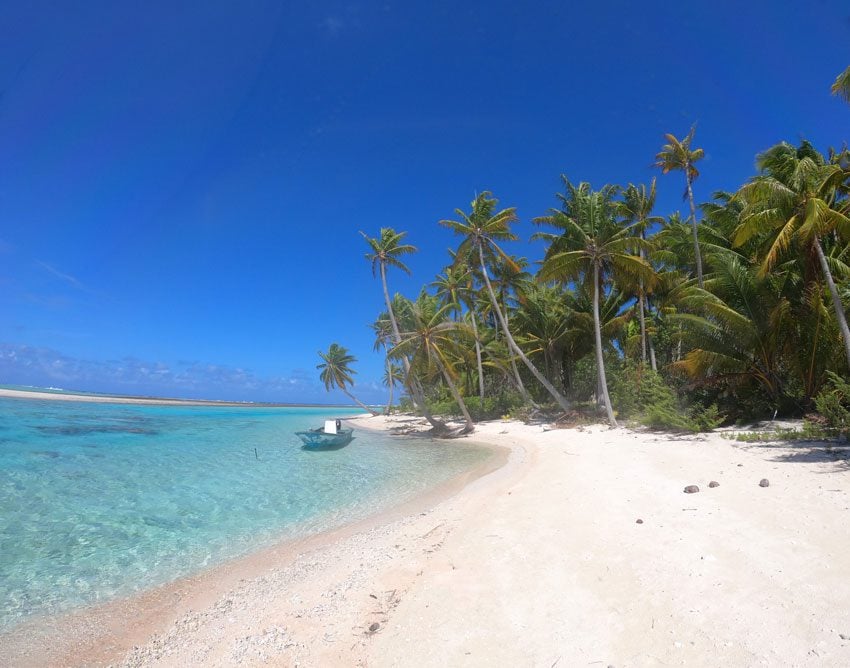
[0,397,490,630]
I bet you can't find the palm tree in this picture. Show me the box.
[832,65,850,104]
[390,293,475,434]
[655,126,706,287]
[512,283,570,391]
[618,179,664,364]
[432,258,486,404]
[317,343,379,415]
[535,180,655,426]
[672,256,793,409]
[733,140,850,369]
[382,362,404,414]
[440,192,572,412]
[361,228,447,431]
[370,312,397,415]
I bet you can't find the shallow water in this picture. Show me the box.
[0,398,490,630]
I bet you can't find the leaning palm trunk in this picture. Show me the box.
[380,264,447,431]
[686,177,704,288]
[478,244,571,412]
[345,389,379,416]
[814,238,850,368]
[469,312,485,404]
[432,353,474,434]
[503,308,536,407]
[593,263,617,426]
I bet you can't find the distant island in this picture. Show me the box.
[0,385,361,408]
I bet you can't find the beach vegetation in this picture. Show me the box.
[354,86,849,434]
[317,343,380,416]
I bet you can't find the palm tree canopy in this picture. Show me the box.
[533,179,656,290]
[618,179,664,233]
[733,141,850,272]
[654,126,705,196]
[439,191,519,269]
[317,343,358,392]
[832,65,850,104]
[360,227,418,277]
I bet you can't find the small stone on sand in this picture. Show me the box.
[684,485,700,494]
[759,479,770,487]
[709,481,719,488]
[636,519,644,524]
[369,622,380,632]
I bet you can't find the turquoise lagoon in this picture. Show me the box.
[0,397,491,630]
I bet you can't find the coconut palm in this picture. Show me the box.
[317,343,379,415]
[733,140,850,369]
[535,180,656,426]
[390,293,475,434]
[832,65,850,104]
[361,228,447,431]
[487,254,537,404]
[440,192,572,412]
[370,312,398,415]
[512,283,571,391]
[382,362,404,415]
[432,258,486,404]
[618,179,664,364]
[672,257,793,408]
[655,126,706,287]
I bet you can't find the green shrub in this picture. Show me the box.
[814,371,850,437]
[428,390,526,421]
[610,362,722,432]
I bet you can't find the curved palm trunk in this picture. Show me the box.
[380,264,447,430]
[344,389,379,416]
[470,312,485,404]
[593,262,618,426]
[432,353,474,434]
[814,238,850,368]
[478,243,571,412]
[686,175,704,288]
[503,308,536,406]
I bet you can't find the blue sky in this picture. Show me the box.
[1,1,848,403]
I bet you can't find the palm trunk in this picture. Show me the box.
[345,389,379,416]
[385,356,393,415]
[380,263,447,430]
[478,243,571,412]
[814,238,850,368]
[645,293,658,371]
[638,287,648,365]
[593,262,617,426]
[648,333,658,371]
[432,352,474,434]
[686,174,704,288]
[470,312,485,404]
[503,308,535,406]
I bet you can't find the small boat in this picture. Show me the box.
[295,419,354,449]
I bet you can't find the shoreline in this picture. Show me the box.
[0,418,509,667]
[3,414,850,666]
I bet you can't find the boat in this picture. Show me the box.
[295,419,354,449]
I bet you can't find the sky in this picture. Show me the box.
[0,1,848,404]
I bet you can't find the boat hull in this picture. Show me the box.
[295,427,354,449]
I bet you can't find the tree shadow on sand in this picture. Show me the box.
[739,441,850,472]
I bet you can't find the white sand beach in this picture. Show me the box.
[2,415,849,667]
